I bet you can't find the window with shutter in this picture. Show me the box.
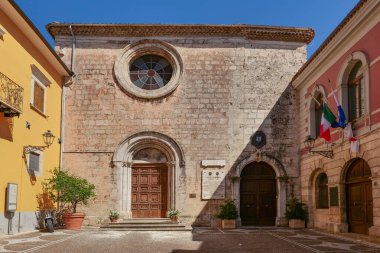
[33,81,45,112]
[28,151,42,175]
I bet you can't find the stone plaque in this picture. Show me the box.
[202,170,225,200]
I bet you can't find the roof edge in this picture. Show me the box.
[46,23,315,44]
[7,0,71,76]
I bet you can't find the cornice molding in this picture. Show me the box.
[46,23,314,44]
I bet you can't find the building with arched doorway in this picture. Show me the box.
[47,23,313,227]
[292,0,380,242]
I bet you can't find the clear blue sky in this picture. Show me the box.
[15,0,359,58]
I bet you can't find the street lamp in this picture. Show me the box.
[304,135,334,159]
[23,130,55,156]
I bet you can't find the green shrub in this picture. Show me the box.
[285,197,308,221]
[216,200,238,220]
[46,168,96,213]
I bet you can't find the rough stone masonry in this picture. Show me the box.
[48,24,314,226]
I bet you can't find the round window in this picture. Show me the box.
[114,40,183,99]
[130,55,173,90]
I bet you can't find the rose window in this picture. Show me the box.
[130,55,173,90]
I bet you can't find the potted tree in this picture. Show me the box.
[109,210,119,223]
[168,209,180,222]
[46,168,96,230]
[285,197,308,229]
[216,199,238,229]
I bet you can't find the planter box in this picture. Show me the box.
[221,219,236,229]
[63,213,85,230]
[289,219,305,229]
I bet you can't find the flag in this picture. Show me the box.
[344,123,359,153]
[331,89,346,128]
[320,103,337,141]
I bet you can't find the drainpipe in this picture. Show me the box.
[59,25,76,168]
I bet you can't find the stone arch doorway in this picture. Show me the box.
[112,131,185,219]
[345,158,373,235]
[239,162,277,226]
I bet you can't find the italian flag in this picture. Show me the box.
[320,103,336,141]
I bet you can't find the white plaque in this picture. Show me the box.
[7,183,18,212]
[202,170,225,199]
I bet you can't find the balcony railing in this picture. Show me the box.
[0,71,23,117]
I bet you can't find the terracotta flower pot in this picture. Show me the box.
[63,213,85,230]
[170,215,178,222]
[110,218,118,223]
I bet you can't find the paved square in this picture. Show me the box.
[0,228,379,253]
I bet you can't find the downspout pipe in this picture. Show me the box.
[59,25,76,168]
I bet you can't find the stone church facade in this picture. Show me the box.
[47,24,314,226]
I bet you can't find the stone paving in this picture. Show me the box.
[0,228,379,253]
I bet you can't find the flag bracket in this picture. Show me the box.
[304,135,334,159]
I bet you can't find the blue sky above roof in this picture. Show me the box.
[15,0,359,58]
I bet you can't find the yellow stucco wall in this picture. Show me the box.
[0,9,63,213]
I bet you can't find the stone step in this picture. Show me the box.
[100,218,187,231]
[100,218,189,231]
[99,227,192,231]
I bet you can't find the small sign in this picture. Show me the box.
[251,131,266,149]
[6,183,18,212]
[329,187,339,207]
[202,170,225,200]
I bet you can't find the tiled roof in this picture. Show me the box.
[46,23,314,44]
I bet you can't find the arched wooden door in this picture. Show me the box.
[240,162,276,226]
[131,164,168,218]
[346,159,373,234]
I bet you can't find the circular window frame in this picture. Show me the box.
[114,40,183,99]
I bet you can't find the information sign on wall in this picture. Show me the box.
[6,183,18,212]
[202,170,225,200]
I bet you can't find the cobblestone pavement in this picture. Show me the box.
[0,228,379,253]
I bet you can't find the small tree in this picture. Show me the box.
[47,168,96,213]
[216,200,238,220]
[285,197,308,221]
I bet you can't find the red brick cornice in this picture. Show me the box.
[46,23,314,44]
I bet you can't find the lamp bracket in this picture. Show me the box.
[308,148,334,159]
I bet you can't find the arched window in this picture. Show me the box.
[337,51,369,123]
[348,61,364,121]
[310,89,324,139]
[316,173,328,209]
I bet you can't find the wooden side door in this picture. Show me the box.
[131,165,168,218]
[346,159,373,235]
[240,159,277,227]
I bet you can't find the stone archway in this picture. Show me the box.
[232,153,288,226]
[112,131,185,218]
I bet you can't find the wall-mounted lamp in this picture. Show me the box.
[23,130,55,156]
[304,135,334,159]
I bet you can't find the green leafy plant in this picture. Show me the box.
[216,200,238,220]
[46,168,96,213]
[167,209,180,218]
[285,197,308,221]
[109,210,119,220]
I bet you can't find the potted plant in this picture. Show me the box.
[216,199,238,229]
[109,210,119,223]
[285,197,308,229]
[46,168,96,230]
[168,209,180,222]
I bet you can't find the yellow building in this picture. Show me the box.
[0,0,70,234]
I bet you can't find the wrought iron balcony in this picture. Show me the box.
[0,71,23,117]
